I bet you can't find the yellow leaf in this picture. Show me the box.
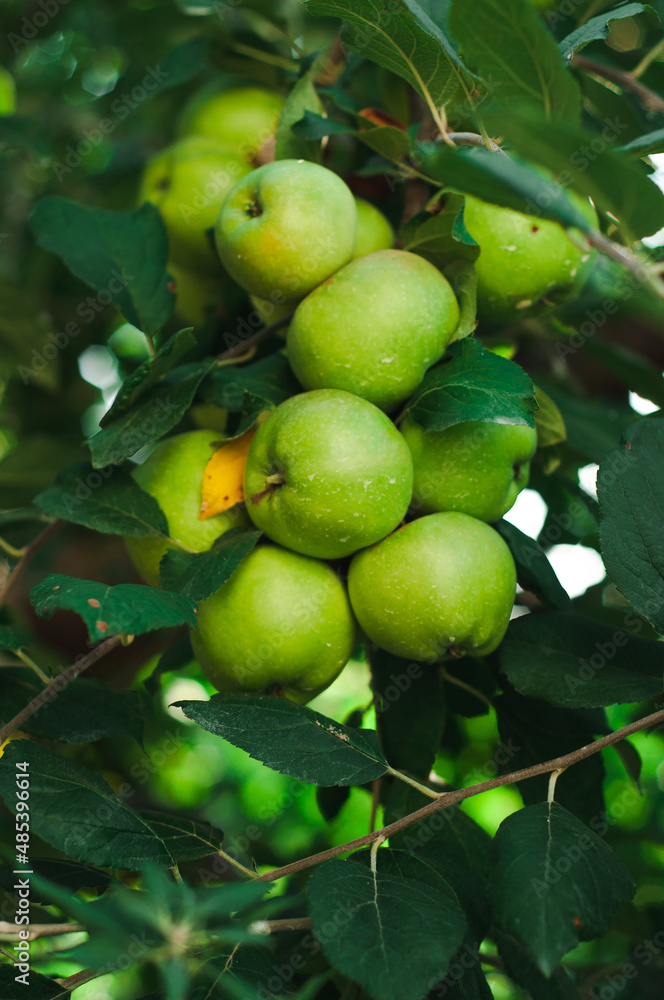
[199,430,256,519]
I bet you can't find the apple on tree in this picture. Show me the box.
[214,159,357,301]
[167,261,227,328]
[243,389,413,560]
[191,544,356,704]
[352,197,394,258]
[140,136,251,274]
[400,416,538,521]
[286,249,460,412]
[348,511,517,662]
[180,85,284,163]
[125,429,247,588]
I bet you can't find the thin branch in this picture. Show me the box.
[444,132,506,155]
[0,921,83,940]
[0,634,123,745]
[583,228,664,301]
[630,37,664,79]
[251,917,313,934]
[258,706,664,883]
[217,313,293,362]
[572,54,664,114]
[0,519,62,607]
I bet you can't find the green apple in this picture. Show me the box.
[463,192,597,324]
[140,137,251,275]
[249,293,295,338]
[214,159,357,301]
[352,198,394,258]
[348,512,516,661]
[244,389,413,559]
[181,86,283,162]
[191,543,356,703]
[401,417,538,521]
[125,429,247,588]
[168,261,226,327]
[287,250,460,412]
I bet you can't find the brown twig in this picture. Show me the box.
[0,519,62,608]
[252,917,313,934]
[0,921,83,940]
[217,313,293,362]
[572,54,664,114]
[0,634,123,745]
[257,706,664,883]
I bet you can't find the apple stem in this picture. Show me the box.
[250,473,285,505]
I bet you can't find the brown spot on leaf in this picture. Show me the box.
[96,620,108,633]
[87,598,101,608]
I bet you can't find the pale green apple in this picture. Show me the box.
[244,389,413,559]
[140,137,251,275]
[352,198,394,258]
[400,417,538,521]
[287,250,459,412]
[191,543,356,704]
[348,512,516,661]
[463,192,597,324]
[168,261,226,327]
[214,159,357,301]
[180,86,283,162]
[125,429,247,588]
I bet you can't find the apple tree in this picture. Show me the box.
[1,0,664,998]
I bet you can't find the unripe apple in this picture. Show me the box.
[168,261,226,328]
[191,544,356,703]
[287,250,459,412]
[215,159,357,301]
[401,417,538,521]
[125,429,247,588]
[348,512,516,661]
[463,192,597,324]
[352,198,394,258]
[140,137,251,275]
[180,86,284,162]
[244,389,413,560]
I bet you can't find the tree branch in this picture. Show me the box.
[258,706,664,883]
[0,634,123,745]
[572,54,664,114]
[0,921,82,941]
[0,519,62,608]
[217,313,293,362]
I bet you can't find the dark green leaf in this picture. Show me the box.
[493,520,571,610]
[158,36,208,89]
[401,0,469,71]
[400,196,480,271]
[0,505,44,528]
[489,802,634,975]
[275,68,324,161]
[203,352,299,414]
[138,810,224,862]
[0,671,146,744]
[291,110,355,140]
[0,859,121,898]
[308,851,466,1000]
[101,327,197,426]
[618,128,664,158]
[402,339,537,431]
[599,417,664,634]
[448,0,581,120]
[559,4,657,63]
[536,381,633,464]
[0,435,86,509]
[305,0,462,112]
[159,528,262,601]
[487,111,664,240]
[434,940,494,1000]
[497,610,664,707]
[0,741,173,868]
[205,945,299,1000]
[316,783,351,821]
[30,574,197,642]
[0,625,33,652]
[89,359,213,468]
[30,198,175,335]
[372,649,446,777]
[445,259,477,341]
[0,965,70,999]
[494,928,583,1000]
[175,693,389,786]
[356,125,411,162]
[35,463,169,538]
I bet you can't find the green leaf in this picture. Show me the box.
[533,384,567,448]
[400,196,480,271]
[371,649,446,778]
[101,327,197,427]
[275,67,324,161]
[159,527,261,602]
[30,198,175,335]
[559,4,657,63]
[291,110,355,140]
[203,352,299,414]
[402,338,537,431]
[0,741,173,868]
[0,671,146,744]
[0,965,70,999]
[494,929,584,1000]
[497,610,664,707]
[445,259,478,341]
[447,0,581,120]
[35,462,169,538]
[0,858,121,897]
[0,435,86,509]
[30,574,197,642]
[489,801,634,975]
[0,505,44,528]
[0,624,33,652]
[599,418,664,634]
[401,0,469,71]
[486,110,664,240]
[89,359,213,468]
[535,381,633,465]
[618,128,664,158]
[308,851,467,1000]
[205,946,300,1000]
[158,36,208,89]
[174,693,389,786]
[580,339,664,409]
[292,112,412,163]
[493,521,571,610]
[137,810,225,862]
[305,0,462,113]
[421,145,594,233]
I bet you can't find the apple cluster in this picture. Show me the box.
[132,85,595,702]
